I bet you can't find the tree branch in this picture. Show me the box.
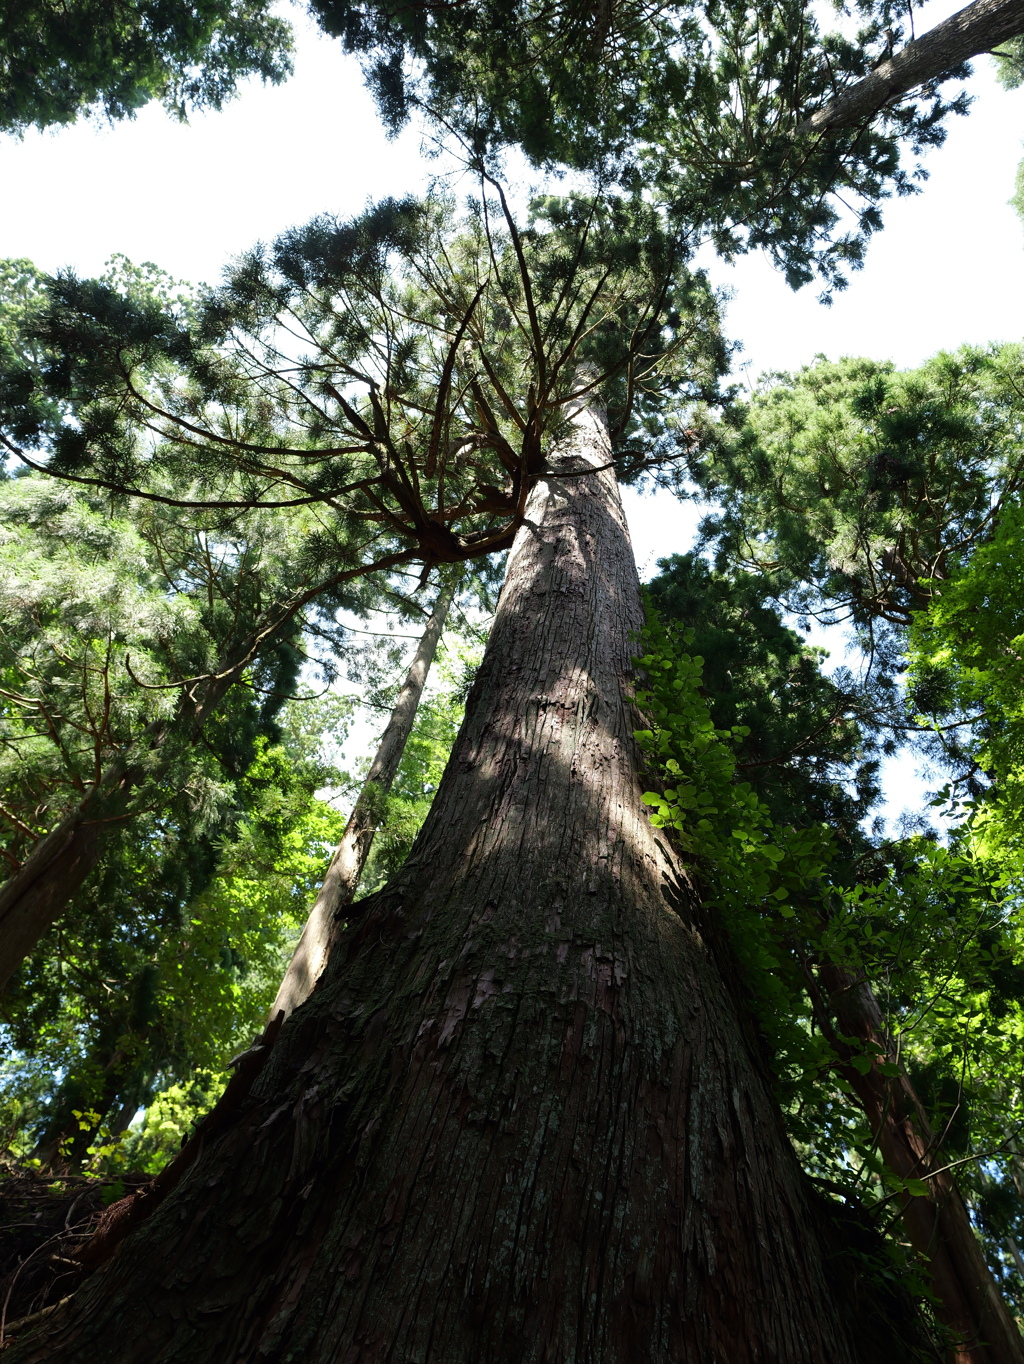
[797,0,1024,136]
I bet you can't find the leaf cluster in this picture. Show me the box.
[687,347,1024,649]
[0,0,293,134]
[313,0,967,292]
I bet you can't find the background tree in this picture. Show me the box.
[274,568,474,1017]
[0,0,293,134]
[649,343,1024,1354]
[684,346,1024,649]
[0,258,408,985]
[3,702,348,1171]
[352,631,487,898]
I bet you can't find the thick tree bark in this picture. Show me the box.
[7,391,873,1363]
[818,963,1024,1364]
[798,0,1024,135]
[272,578,457,1019]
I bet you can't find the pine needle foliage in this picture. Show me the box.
[0,0,293,134]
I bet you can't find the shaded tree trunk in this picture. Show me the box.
[798,0,1024,135]
[0,775,136,995]
[272,577,457,1019]
[0,552,413,993]
[816,962,1024,1364]
[7,391,873,1363]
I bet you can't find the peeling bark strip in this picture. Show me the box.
[798,0,1024,135]
[820,965,1024,1364]
[272,579,457,1019]
[9,389,869,1363]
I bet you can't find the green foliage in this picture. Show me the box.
[689,346,1024,643]
[636,587,1024,1302]
[0,476,206,862]
[910,498,1024,845]
[119,1071,224,1173]
[0,460,361,859]
[1,707,348,1167]
[0,0,293,134]
[0,0,978,300]
[312,0,966,293]
[668,341,1024,1305]
[646,552,884,837]
[994,36,1024,91]
[634,610,840,1093]
[3,194,727,537]
[0,250,377,1160]
[0,254,385,999]
[1013,158,1024,230]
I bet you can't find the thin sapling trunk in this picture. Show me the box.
[272,578,457,1018]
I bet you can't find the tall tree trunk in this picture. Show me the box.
[8,390,874,1364]
[797,0,1024,135]
[816,962,1024,1364]
[272,578,457,1019]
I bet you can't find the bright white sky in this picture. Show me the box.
[3,5,1022,818]
[3,5,1021,571]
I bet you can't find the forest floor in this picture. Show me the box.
[0,1161,148,1348]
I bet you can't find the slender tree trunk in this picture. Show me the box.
[8,390,874,1364]
[797,0,1024,135]
[817,962,1024,1364]
[272,578,457,1019]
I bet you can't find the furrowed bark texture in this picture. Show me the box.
[820,964,1024,1364]
[272,579,456,1019]
[798,0,1024,134]
[11,398,868,1364]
